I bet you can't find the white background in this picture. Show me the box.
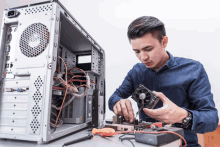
[1,0,220,120]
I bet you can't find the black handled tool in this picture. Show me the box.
[62,134,93,147]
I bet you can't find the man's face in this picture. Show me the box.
[130,33,168,70]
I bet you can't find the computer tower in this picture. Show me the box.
[0,0,105,144]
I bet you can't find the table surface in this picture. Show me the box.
[0,128,181,147]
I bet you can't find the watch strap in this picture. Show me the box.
[173,110,193,129]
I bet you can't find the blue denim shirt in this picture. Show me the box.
[108,51,219,147]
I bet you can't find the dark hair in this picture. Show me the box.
[127,16,166,43]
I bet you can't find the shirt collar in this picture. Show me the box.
[165,51,177,68]
[146,51,176,72]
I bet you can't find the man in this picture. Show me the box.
[108,16,219,147]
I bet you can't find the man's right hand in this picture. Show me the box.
[113,99,134,123]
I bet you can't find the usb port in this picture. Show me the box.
[5,64,9,68]
[6,56,10,61]
[5,45,10,52]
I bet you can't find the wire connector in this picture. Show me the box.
[16,88,25,92]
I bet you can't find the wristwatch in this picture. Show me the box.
[173,110,193,129]
[183,110,193,129]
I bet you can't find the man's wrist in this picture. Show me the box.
[176,108,188,123]
[174,108,193,130]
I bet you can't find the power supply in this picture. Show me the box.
[0,0,105,144]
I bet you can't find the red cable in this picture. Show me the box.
[52,87,65,90]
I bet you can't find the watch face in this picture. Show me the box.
[183,111,192,129]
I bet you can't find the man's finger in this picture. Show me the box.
[120,101,129,121]
[153,91,167,103]
[143,104,169,116]
[125,100,134,122]
[116,103,123,116]
[143,108,166,122]
[113,106,118,116]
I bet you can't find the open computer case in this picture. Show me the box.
[0,0,105,144]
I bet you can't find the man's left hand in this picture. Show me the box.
[143,91,188,124]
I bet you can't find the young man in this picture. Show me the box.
[108,16,219,147]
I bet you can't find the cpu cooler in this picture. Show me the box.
[131,84,159,109]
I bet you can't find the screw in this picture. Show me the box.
[48,63,52,69]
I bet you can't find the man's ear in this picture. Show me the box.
[162,36,168,48]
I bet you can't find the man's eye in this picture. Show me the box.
[145,48,152,51]
[135,51,140,53]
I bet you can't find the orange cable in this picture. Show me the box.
[54,56,68,129]
[76,84,89,89]
[68,79,97,87]
[68,67,86,75]
[52,87,65,90]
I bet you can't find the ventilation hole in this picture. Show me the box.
[19,23,49,57]
[30,76,43,133]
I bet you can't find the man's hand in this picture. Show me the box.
[113,99,134,123]
[143,91,188,124]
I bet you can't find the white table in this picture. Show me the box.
[0,128,181,147]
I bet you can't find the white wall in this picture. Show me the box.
[1,0,220,120]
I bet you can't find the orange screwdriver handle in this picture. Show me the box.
[92,128,118,137]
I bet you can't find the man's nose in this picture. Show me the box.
[140,51,149,61]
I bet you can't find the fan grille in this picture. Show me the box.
[19,23,49,57]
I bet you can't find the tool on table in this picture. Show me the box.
[92,128,120,137]
[62,134,93,147]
